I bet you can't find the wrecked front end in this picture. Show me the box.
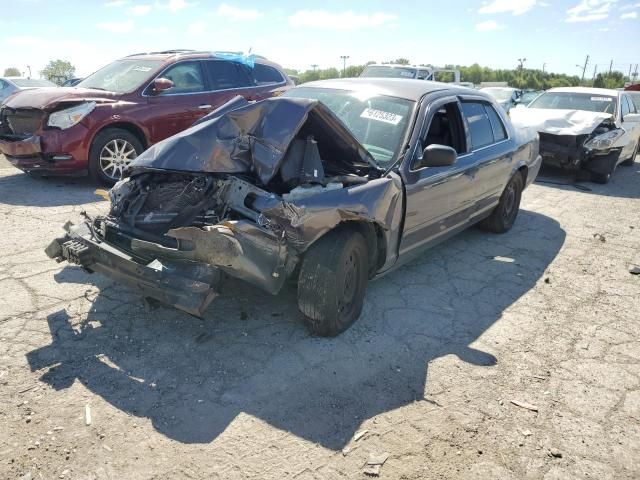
[510,108,623,176]
[46,96,403,316]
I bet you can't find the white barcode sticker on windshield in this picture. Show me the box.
[360,108,403,125]
[132,66,152,72]
[591,96,611,102]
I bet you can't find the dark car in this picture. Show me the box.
[0,77,58,104]
[47,78,541,336]
[0,50,293,184]
[61,77,84,87]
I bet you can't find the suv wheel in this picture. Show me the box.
[479,172,524,233]
[89,128,143,185]
[297,229,369,337]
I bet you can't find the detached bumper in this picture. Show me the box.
[45,223,221,317]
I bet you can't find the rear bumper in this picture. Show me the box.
[45,223,221,316]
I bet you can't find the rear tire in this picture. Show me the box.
[590,171,611,184]
[89,128,143,186]
[478,172,524,234]
[297,229,369,337]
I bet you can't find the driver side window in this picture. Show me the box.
[158,61,205,95]
[422,102,466,153]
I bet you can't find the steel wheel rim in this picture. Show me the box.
[502,183,516,222]
[99,139,137,180]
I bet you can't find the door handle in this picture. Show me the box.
[198,104,212,109]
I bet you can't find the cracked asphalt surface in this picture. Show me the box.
[1,154,639,479]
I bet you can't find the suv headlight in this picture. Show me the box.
[583,128,625,151]
[47,102,96,129]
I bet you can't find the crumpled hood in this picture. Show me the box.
[129,95,376,186]
[2,87,121,110]
[509,107,613,135]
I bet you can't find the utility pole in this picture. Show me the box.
[592,64,598,87]
[542,63,546,74]
[340,55,349,77]
[633,64,639,82]
[517,58,526,70]
[608,59,613,75]
[629,64,633,81]
[311,64,318,72]
[27,65,32,78]
[579,55,589,85]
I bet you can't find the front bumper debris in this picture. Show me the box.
[46,222,221,317]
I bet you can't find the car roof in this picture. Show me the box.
[298,78,478,101]
[121,50,281,68]
[365,64,423,70]
[547,86,620,97]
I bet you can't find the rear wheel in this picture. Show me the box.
[591,171,612,184]
[297,229,369,337]
[478,172,524,233]
[89,128,143,185]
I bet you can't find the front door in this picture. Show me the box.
[399,97,478,256]
[144,60,213,144]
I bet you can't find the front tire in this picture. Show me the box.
[89,128,143,186]
[479,171,524,233]
[297,229,369,337]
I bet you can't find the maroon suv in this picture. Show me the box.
[0,50,293,184]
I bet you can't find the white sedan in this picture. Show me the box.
[510,87,640,183]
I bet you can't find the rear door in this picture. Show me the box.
[619,94,640,159]
[143,60,212,143]
[248,63,290,100]
[399,95,478,255]
[459,98,515,213]
[202,59,256,109]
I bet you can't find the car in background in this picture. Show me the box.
[519,89,544,106]
[0,77,58,104]
[510,87,640,183]
[61,78,84,87]
[360,64,461,83]
[480,87,522,112]
[0,50,293,184]
[47,78,541,336]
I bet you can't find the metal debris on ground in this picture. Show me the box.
[629,266,640,275]
[363,452,389,476]
[84,404,92,426]
[510,400,539,412]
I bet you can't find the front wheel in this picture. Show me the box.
[297,229,369,337]
[89,128,143,185]
[478,172,524,233]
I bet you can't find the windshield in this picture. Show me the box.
[360,66,417,79]
[77,59,164,93]
[482,88,515,102]
[520,91,541,104]
[528,92,616,114]
[283,87,414,165]
[12,78,57,88]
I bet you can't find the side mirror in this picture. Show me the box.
[152,77,174,94]
[415,144,457,169]
[623,113,640,123]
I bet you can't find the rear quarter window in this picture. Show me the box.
[253,64,284,85]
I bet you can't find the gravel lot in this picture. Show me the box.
[1,153,639,479]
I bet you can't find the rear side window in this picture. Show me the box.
[204,61,252,90]
[485,104,507,142]
[253,64,284,85]
[160,61,205,94]
[461,102,494,150]
[630,94,640,113]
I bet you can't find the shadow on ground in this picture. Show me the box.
[27,210,565,450]
[0,171,101,207]
[534,159,640,199]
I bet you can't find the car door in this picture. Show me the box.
[144,60,213,143]
[459,98,515,213]
[399,96,478,256]
[619,94,640,159]
[248,63,289,100]
[202,60,256,109]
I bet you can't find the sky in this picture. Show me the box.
[1,0,639,79]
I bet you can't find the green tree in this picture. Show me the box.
[3,67,20,76]
[40,59,76,85]
[344,64,365,78]
[593,71,625,89]
[393,58,410,65]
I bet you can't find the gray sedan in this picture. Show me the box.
[0,77,57,104]
[47,78,542,336]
